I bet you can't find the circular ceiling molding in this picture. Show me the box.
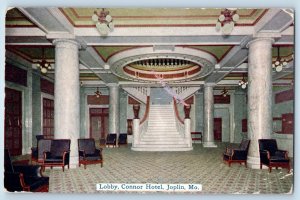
[107,46,217,83]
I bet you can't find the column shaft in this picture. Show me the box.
[108,84,120,139]
[53,39,80,167]
[247,38,274,168]
[203,85,217,147]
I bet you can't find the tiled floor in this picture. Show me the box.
[35,143,293,194]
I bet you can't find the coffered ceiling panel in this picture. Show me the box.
[5,8,37,27]
[93,46,147,62]
[183,45,233,62]
[60,8,267,27]
[6,46,55,63]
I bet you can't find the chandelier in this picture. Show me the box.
[216,8,239,35]
[238,74,248,89]
[92,8,114,36]
[272,46,288,72]
[95,87,101,98]
[36,48,51,74]
[220,87,229,97]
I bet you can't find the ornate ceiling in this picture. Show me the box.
[4,7,294,86]
[59,8,267,27]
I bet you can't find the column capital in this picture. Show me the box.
[204,83,216,88]
[106,83,119,87]
[53,39,81,49]
[246,37,275,49]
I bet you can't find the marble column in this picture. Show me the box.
[247,38,274,169]
[203,84,217,147]
[108,83,120,144]
[53,39,81,168]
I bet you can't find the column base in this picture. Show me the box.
[203,141,217,148]
[247,155,267,169]
[69,156,79,168]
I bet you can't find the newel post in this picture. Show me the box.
[184,104,191,119]
[133,104,140,119]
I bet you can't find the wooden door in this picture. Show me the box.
[43,98,54,139]
[5,88,22,156]
[214,118,222,141]
[89,108,109,140]
[282,113,294,134]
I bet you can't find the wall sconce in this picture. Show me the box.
[272,46,288,72]
[95,87,101,98]
[221,87,229,97]
[216,8,239,35]
[92,8,114,36]
[238,74,248,89]
[36,48,52,74]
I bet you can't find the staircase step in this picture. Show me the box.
[142,134,182,138]
[132,146,193,152]
[139,141,186,145]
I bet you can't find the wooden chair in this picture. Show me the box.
[78,138,103,169]
[31,135,45,163]
[41,139,71,172]
[223,139,250,167]
[118,133,128,146]
[258,139,290,173]
[106,133,117,148]
[4,149,49,192]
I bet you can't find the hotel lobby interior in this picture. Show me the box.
[3,8,294,193]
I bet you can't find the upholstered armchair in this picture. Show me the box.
[42,139,71,172]
[118,133,128,146]
[106,133,117,148]
[78,139,103,169]
[258,139,290,173]
[223,139,250,167]
[31,135,45,163]
[4,149,49,192]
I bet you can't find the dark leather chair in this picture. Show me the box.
[4,149,49,192]
[42,139,71,172]
[78,139,103,169]
[258,139,291,173]
[118,133,128,146]
[31,135,45,163]
[223,139,250,167]
[106,133,117,148]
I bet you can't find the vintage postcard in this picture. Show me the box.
[3,7,294,194]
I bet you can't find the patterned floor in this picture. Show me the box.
[37,143,293,194]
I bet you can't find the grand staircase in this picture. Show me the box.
[132,104,192,151]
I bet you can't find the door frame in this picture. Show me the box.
[5,86,24,155]
[86,105,109,139]
[89,108,109,140]
[213,118,222,141]
[214,103,233,143]
[41,92,54,137]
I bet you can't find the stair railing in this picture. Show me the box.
[173,98,185,137]
[139,96,150,137]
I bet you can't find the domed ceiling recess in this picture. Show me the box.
[108,47,217,83]
[124,58,201,82]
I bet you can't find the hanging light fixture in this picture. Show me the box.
[36,48,51,74]
[220,87,229,97]
[238,73,248,89]
[216,8,239,35]
[272,46,288,72]
[92,8,114,36]
[94,87,101,98]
